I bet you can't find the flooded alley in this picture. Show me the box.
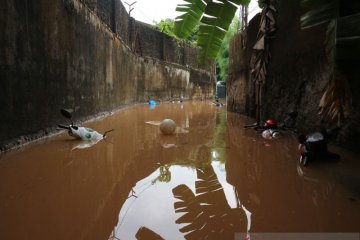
[0,101,359,240]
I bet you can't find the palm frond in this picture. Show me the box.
[250,3,276,82]
[135,227,164,240]
[175,0,250,63]
[318,69,348,124]
[174,0,206,39]
[172,166,245,239]
[197,0,251,63]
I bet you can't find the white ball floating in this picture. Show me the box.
[160,119,176,135]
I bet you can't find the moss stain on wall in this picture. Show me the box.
[0,0,215,151]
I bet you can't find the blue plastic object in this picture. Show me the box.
[148,100,156,105]
[148,100,157,109]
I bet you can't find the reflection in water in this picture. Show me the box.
[115,166,194,239]
[70,138,103,150]
[113,108,251,239]
[172,165,246,240]
[113,163,248,240]
[0,101,359,240]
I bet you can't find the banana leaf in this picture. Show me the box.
[175,0,250,63]
[172,166,245,239]
[174,0,206,38]
[198,0,251,63]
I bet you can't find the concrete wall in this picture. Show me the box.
[79,0,213,72]
[227,0,360,151]
[227,18,259,115]
[0,0,215,150]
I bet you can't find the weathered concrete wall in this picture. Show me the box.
[227,15,260,116]
[227,0,360,151]
[80,0,214,73]
[0,0,215,151]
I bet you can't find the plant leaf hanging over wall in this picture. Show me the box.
[175,0,251,64]
[174,0,206,39]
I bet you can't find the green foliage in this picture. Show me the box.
[174,0,206,39]
[154,16,239,80]
[153,18,198,44]
[153,165,172,183]
[198,0,250,63]
[153,19,176,37]
[216,18,240,82]
[174,0,251,64]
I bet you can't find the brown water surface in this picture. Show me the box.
[0,101,359,240]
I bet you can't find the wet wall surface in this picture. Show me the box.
[0,101,359,240]
[227,1,360,152]
[0,0,215,148]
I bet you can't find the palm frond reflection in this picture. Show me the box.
[172,165,247,240]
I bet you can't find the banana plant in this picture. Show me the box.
[250,0,277,123]
[300,0,360,124]
[174,0,251,64]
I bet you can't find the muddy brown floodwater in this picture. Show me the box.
[0,101,359,240]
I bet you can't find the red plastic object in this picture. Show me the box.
[264,119,277,128]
